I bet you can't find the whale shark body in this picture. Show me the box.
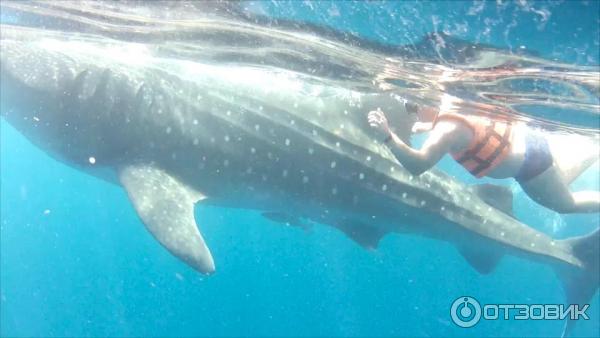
[0,4,598,336]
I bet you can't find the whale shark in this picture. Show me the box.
[0,3,598,336]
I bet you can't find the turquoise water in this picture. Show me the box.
[1,1,599,337]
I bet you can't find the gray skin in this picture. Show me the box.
[0,24,597,335]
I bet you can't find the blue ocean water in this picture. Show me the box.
[1,1,599,337]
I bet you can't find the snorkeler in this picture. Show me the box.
[367,101,600,214]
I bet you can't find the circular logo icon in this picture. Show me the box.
[450,296,481,328]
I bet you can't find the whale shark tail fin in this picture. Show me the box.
[557,228,600,337]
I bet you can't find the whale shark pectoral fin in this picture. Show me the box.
[118,164,215,274]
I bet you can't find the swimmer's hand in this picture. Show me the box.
[368,109,392,141]
[411,121,434,133]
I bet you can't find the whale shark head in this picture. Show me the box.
[2,32,92,166]
[1,26,164,168]
[1,28,218,274]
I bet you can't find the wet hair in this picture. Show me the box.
[405,101,420,115]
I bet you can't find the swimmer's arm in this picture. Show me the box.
[386,123,456,176]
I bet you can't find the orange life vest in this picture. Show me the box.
[434,113,513,178]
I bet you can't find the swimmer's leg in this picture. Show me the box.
[519,164,600,214]
[546,133,599,184]
[571,191,600,212]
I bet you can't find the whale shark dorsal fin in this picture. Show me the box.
[336,219,386,249]
[472,183,514,217]
[457,245,502,274]
[118,164,215,274]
